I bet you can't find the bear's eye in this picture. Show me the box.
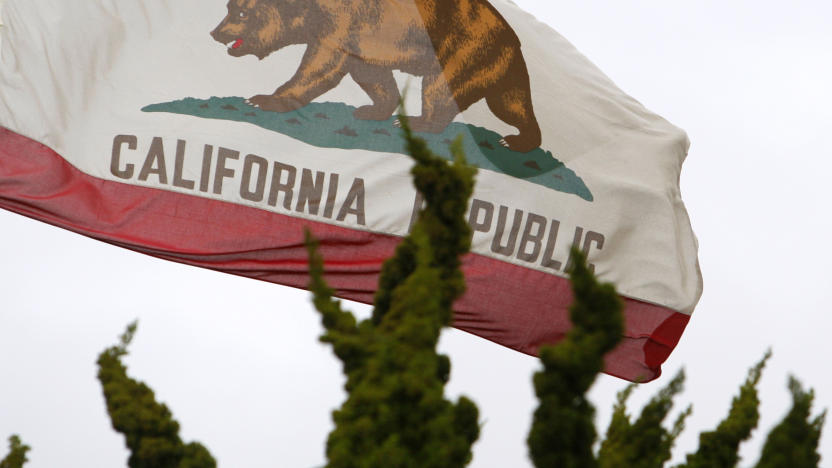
[238,11,247,19]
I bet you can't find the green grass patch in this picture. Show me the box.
[143,97,593,201]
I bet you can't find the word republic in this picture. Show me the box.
[468,198,605,273]
[407,192,607,274]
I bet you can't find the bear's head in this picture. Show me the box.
[211,0,317,60]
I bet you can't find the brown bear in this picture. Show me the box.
[211,0,542,153]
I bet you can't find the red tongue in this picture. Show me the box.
[232,38,243,49]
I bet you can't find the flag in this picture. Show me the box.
[0,0,701,382]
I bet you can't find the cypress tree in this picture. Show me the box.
[755,377,826,468]
[0,435,30,468]
[679,351,771,468]
[305,115,480,468]
[526,248,625,468]
[598,371,691,468]
[523,261,825,468]
[96,321,216,468]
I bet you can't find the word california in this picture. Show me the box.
[110,134,367,225]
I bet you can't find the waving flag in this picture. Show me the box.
[0,0,701,381]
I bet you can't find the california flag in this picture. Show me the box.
[0,0,701,381]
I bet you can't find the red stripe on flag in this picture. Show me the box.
[0,127,687,382]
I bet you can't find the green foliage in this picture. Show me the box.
[598,371,691,468]
[0,435,30,468]
[524,257,824,468]
[679,351,771,468]
[526,248,625,468]
[74,107,824,468]
[755,377,826,468]
[96,321,216,468]
[304,115,479,468]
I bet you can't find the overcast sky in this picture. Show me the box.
[2,1,832,467]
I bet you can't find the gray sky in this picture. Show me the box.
[2,1,832,467]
